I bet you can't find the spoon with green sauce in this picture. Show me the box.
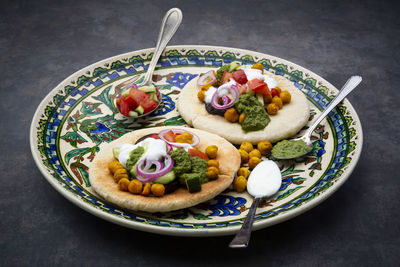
[272,75,362,160]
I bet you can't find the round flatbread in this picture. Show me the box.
[89,126,241,213]
[178,72,310,145]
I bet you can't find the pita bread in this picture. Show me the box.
[89,126,241,213]
[178,73,310,145]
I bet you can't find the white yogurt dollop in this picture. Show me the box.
[247,160,282,198]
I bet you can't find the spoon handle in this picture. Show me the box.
[304,76,362,143]
[229,197,261,248]
[139,8,182,86]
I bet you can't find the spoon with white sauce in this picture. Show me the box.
[229,160,282,248]
[271,75,362,160]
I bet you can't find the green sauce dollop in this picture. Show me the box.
[234,94,270,132]
[271,140,312,159]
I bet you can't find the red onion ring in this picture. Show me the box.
[197,70,217,89]
[136,155,174,183]
[158,129,200,148]
[211,84,239,110]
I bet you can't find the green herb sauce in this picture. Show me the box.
[234,94,270,132]
[271,139,312,159]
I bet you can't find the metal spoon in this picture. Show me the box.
[117,8,182,118]
[229,160,282,248]
[272,75,362,160]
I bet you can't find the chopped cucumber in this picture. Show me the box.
[228,62,240,72]
[135,105,144,115]
[138,85,157,93]
[153,171,176,184]
[112,148,120,159]
[149,92,158,102]
[128,111,138,117]
[185,176,202,193]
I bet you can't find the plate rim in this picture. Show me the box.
[30,44,363,236]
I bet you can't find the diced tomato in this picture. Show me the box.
[232,69,248,84]
[237,84,248,94]
[271,88,280,97]
[247,78,270,95]
[129,88,158,114]
[124,96,138,110]
[163,130,176,142]
[118,97,130,117]
[220,72,233,84]
[188,149,209,160]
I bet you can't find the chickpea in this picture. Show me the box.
[240,141,253,153]
[267,103,279,115]
[128,179,143,194]
[175,134,192,144]
[151,183,165,197]
[197,90,205,102]
[248,157,262,169]
[208,159,219,168]
[275,87,282,94]
[118,178,130,191]
[113,168,128,182]
[205,145,218,159]
[233,176,247,193]
[180,132,193,140]
[251,62,264,73]
[249,149,261,159]
[263,93,272,103]
[108,161,123,174]
[207,166,219,180]
[238,149,249,163]
[257,141,272,156]
[141,182,151,196]
[280,90,291,104]
[224,108,239,123]
[237,167,250,179]
[272,96,283,109]
[238,113,246,124]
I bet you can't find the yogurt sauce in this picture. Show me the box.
[117,138,167,167]
[247,160,282,198]
[240,66,278,89]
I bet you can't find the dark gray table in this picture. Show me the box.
[1,0,399,266]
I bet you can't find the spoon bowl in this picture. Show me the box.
[272,75,362,160]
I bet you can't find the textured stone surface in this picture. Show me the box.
[1,0,399,266]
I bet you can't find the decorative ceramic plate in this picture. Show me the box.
[30,45,362,236]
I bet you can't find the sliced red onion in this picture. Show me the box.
[158,129,200,148]
[197,70,217,89]
[143,160,163,172]
[166,143,173,153]
[211,84,239,110]
[126,82,138,89]
[136,155,174,183]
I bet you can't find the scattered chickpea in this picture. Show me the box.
[151,183,165,197]
[251,62,264,73]
[238,149,249,163]
[141,182,151,196]
[207,166,219,180]
[240,141,253,153]
[197,90,205,102]
[128,179,143,194]
[248,157,262,170]
[113,168,129,182]
[267,103,279,115]
[280,90,291,104]
[263,93,272,103]
[118,178,130,191]
[208,159,219,168]
[224,108,239,123]
[205,145,218,159]
[238,113,246,124]
[248,149,261,159]
[233,176,247,192]
[237,167,250,179]
[108,161,123,174]
[272,96,283,109]
[257,141,272,156]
